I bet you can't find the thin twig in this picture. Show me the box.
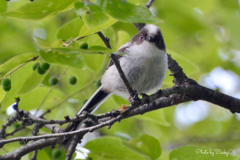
[35,89,53,115]
[0,56,39,80]
[40,80,95,117]
[97,32,112,49]
[24,112,87,125]
[1,126,26,139]
[0,114,19,137]
[146,0,155,8]
[0,114,122,147]
[0,92,194,147]
[31,150,38,160]
[65,134,82,160]
[31,123,44,160]
[35,67,69,114]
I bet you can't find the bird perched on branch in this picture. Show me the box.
[79,24,167,114]
[63,24,168,149]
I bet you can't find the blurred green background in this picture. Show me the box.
[0,0,240,159]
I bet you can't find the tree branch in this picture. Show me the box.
[1,68,240,159]
[3,77,239,148]
[0,138,58,160]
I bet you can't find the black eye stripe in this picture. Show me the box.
[148,37,155,42]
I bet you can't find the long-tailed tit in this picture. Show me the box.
[63,24,167,149]
[79,24,167,114]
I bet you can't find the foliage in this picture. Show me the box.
[0,0,240,159]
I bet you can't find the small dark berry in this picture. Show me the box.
[32,62,40,71]
[2,86,11,92]
[37,66,46,75]
[1,78,11,88]
[69,76,77,85]
[2,78,11,92]
[79,42,88,49]
[52,149,62,158]
[40,62,50,71]
[49,77,58,85]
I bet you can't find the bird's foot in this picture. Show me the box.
[128,96,132,103]
[140,93,150,104]
[128,94,140,104]
[117,105,129,113]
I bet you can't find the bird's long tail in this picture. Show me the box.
[78,87,110,115]
[62,87,110,150]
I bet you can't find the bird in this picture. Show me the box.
[63,24,168,149]
[78,24,167,114]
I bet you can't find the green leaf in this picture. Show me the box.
[87,46,112,53]
[115,30,132,49]
[75,2,108,29]
[0,0,7,13]
[1,63,36,109]
[74,2,117,37]
[17,67,50,95]
[167,50,201,79]
[0,18,38,65]
[84,136,146,160]
[170,146,237,160]
[0,53,37,76]
[187,119,222,136]
[28,145,50,160]
[0,88,6,103]
[56,17,84,40]
[20,87,64,115]
[39,49,85,69]
[99,0,159,23]
[127,134,161,160]
[218,0,240,9]
[111,95,128,107]
[113,52,128,56]
[29,144,67,160]
[79,19,116,37]
[136,109,171,126]
[83,53,105,73]
[49,46,110,72]
[223,13,240,50]
[33,37,63,49]
[1,0,77,20]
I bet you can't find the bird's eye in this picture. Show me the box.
[140,34,144,40]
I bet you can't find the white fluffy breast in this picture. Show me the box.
[101,41,167,99]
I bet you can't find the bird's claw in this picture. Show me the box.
[140,93,150,104]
